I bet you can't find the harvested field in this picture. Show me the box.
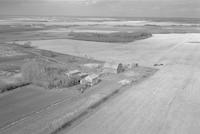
[57,34,200,134]
[26,34,200,66]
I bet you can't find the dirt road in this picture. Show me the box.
[62,34,200,134]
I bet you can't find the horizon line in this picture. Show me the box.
[0,14,200,19]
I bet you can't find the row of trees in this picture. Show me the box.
[68,31,152,43]
[21,59,80,89]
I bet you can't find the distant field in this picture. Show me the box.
[68,31,152,43]
[26,34,200,66]
[0,18,199,43]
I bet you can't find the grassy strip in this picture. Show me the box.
[0,82,30,93]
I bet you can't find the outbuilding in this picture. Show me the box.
[65,70,81,77]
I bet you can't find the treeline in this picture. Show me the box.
[68,31,152,43]
[21,59,80,89]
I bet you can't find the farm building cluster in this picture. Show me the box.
[65,62,139,93]
[0,54,139,93]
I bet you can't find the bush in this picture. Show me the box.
[22,41,34,48]
[21,60,44,83]
[67,76,81,87]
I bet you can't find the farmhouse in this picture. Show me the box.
[80,74,100,87]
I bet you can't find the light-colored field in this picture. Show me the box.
[57,34,200,134]
[26,34,199,66]
[4,33,200,134]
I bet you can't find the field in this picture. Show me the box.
[0,43,157,133]
[0,20,158,133]
[61,33,200,134]
[0,17,200,43]
[24,34,198,66]
[1,17,200,134]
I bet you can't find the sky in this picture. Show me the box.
[0,0,199,18]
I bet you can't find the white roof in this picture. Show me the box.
[89,74,99,79]
[67,70,81,75]
[78,73,88,77]
[78,73,88,75]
